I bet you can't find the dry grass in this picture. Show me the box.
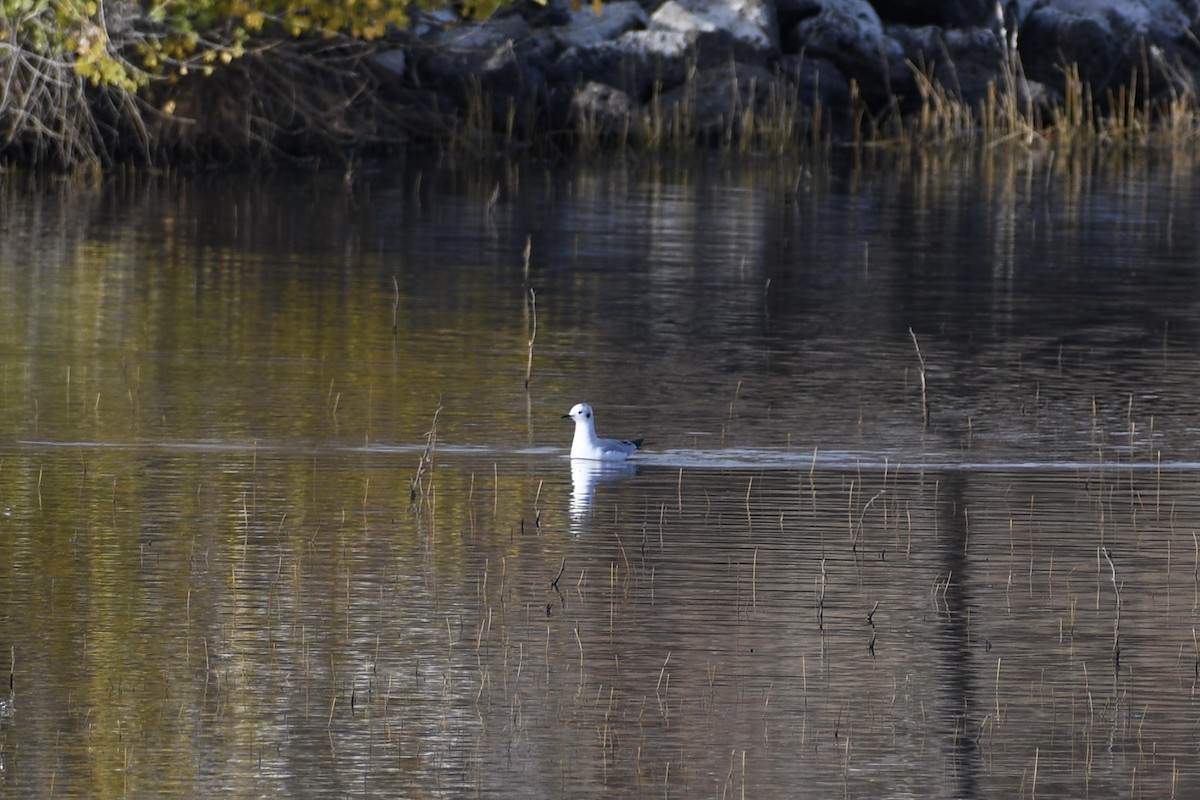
[896,49,1200,157]
[6,21,1200,171]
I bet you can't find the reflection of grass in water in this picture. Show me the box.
[587,466,1159,789]
[51,434,1191,796]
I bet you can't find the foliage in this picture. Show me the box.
[0,0,480,166]
[1,0,435,92]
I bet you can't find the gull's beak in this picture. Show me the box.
[561,413,571,419]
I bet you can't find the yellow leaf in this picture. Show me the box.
[244,11,264,30]
[591,0,601,14]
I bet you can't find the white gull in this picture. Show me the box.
[562,402,643,461]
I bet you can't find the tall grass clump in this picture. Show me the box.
[900,45,1200,158]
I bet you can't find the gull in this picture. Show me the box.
[562,403,643,461]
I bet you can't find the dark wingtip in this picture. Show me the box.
[631,438,645,449]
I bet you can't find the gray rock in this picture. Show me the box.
[555,1,649,49]
[785,0,911,107]
[653,62,782,140]
[570,81,636,137]
[405,14,562,137]
[650,0,780,56]
[384,0,1200,148]
[368,48,407,80]
[778,53,853,110]
[412,15,536,88]
[1024,0,1197,41]
[1018,0,1200,99]
[552,29,698,99]
[774,0,824,34]
[888,24,1009,108]
[406,7,460,38]
[785,0,903,60]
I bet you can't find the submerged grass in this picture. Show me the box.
[409,401,443,509]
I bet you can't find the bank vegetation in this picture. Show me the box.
[4,0,1200,171]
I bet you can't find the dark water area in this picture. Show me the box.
[3,150,1200,798]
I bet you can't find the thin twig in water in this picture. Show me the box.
[853,489,887,551]
[525,287,537,389]
[392,276,400,334]
[817,558,827,631]
[1103,546,1121,667]
[909,328,929,426]
[410,401,443,506]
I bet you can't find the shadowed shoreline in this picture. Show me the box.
[6,0,1200,169]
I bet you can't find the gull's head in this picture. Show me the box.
[563,402,594,425]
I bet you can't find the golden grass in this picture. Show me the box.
[894,52,1200,157]
[7,29,1200,171]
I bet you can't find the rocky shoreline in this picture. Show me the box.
[368,0,1200,148]
[11,0,1200,168]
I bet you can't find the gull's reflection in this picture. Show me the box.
[569,459,639,529]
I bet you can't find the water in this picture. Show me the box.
[3,151,1200,797]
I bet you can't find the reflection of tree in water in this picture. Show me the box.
[935,469,982,800]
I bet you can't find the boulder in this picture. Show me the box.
[655,62,781,140]
[778,53,855,110]
[410,15,536,89]
[570,81,636,137]
[888,24,1008,108]
[775,0,824,35]
[368,48,407,80]
[408,15,559,131]
[552,29,697,99]
[554,1,650,49]
[388,0,1200,148]
[649,0,780,60]
[1017,0,1199,101]
[784,0,912,108]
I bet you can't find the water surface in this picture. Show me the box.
[3,151,1200,797]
